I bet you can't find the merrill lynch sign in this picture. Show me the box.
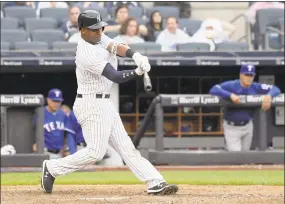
[0,95,43,106]
[169,94,284,106]
[174,96,220,105]
[246,94,284,103]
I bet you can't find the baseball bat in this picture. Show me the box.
[143,72,152,92]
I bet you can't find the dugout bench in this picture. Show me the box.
[134,94,285,165]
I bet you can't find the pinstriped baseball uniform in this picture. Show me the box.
[46,33,165,187]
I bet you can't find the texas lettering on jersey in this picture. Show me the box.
[44,121,65,132]
[33,107,75,151]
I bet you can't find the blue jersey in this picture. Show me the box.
[210,79,281,123]
[67,111,85,154]
[43,107,75,150]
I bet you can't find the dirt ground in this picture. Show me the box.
[1,185,284,204]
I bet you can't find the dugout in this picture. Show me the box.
[1,51,284,166]
[1,94,49,166]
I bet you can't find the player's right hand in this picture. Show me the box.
[230,93,240,104]
[140,60,151,73]
[132,53,149,69]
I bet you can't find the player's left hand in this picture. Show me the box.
[261,95,272,111]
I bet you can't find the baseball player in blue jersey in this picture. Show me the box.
[41,89,75,158]
[61,105,86,155]
[209,64,281,151]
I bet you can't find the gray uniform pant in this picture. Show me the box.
[223,120,253,151]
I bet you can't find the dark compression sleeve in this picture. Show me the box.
[102,63,139,83]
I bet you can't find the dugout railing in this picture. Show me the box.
[132,94,284,165]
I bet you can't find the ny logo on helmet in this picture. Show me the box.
[97,14,101,22]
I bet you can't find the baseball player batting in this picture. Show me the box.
[41,10,178,195]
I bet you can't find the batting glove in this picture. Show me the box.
[132,52,149,68]
[135,59,151,75]
[140,60,151,73]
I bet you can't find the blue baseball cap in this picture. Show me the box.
[48,88,64,102]
[240,64,256,75]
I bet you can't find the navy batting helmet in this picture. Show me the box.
[78,10,108,31]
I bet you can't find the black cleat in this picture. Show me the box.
[41,160,55,193]
[147,182,178,195]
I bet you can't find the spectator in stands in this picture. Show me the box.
[145,11,163,41]
[75,1,99,10]
[26,2,38,9]
[245,2,284,25]
[104,1,143,15]
[105,4,129,32]
[61,6,81,40]
[189,19,232,51]
[114,17,145,44]
[155,16,191,52]
[105,4,148,37]
[36,1,68,16]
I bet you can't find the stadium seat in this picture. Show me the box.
[40,8,69,25]
[128,44,146,55]
[216,42,249,51]
[147,6,180,18]
[153,31,161,40]
[25,18,58,32]
[128,7,144,19]
[3,6,36,26]
[105,31,119,39]
[14,41,49,51]
[144,42,162,53]
[82,7,108,21]
[1,17,19,29]
[255,8,284,50]
[279,18,284,47]
[1,29,28,44]
[52,41,77,51]
[31,29,65,48]
[137,18,147,25]
[129,43,161,54]
[178,19,202,36]
[1,41,11,50]
[176,43,210,51]
[279,18,284,32]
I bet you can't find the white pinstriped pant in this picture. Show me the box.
[46,94,164,187]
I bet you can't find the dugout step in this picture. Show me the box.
[147,150,285,165]
[1,154,49,167]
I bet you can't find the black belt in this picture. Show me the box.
[47,149,60,154]
[77,94,110,99]
[77,142,87,147]
[227,120,249,126]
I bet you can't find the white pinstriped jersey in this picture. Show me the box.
[75,33,118,94]
[46,32,166,190]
